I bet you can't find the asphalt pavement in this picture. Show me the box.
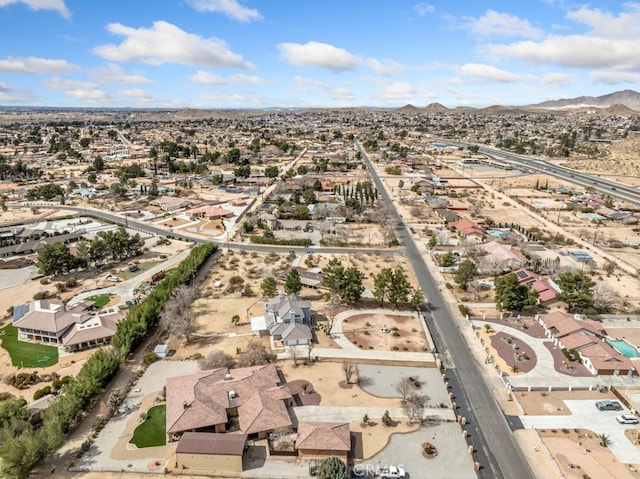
[357,142,535,479]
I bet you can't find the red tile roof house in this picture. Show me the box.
[448,218,486,243]
[12,299,125,352]
[166,364,293,442]
[296,422,351,461]
[186,204,234,220]
[511,268,560,305]
[538,311,635,376]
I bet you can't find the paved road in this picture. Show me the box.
[357,142,535,479]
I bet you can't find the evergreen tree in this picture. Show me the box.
[284,269,302,295]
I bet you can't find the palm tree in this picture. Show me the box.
[598,433,611,447]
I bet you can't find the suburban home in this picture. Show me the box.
[12,299,125,352]
[476,241,528,272]
[175,432,247,473]
[538,311,634,376]
[448,218,486,242]
[166,364,293,441]
[296,422,351,461]
[187,204,234,220]
[251,294,313,346]
[511,268,560,305]
[153,196,191,212]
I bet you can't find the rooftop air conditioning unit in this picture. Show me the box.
[225,373,232,381]
[228,390,236,399]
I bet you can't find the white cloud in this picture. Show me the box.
[120,88,155,103]
[567,5,640,39]
[541,72,573,87]
[0,56,78,74]
[199,92,267,105]
[376,82,418,101]
[0,82,31,103]
[486,35,640,70]
[0,0,70,18]
[367,58,405,76]
[464,10,543,39]
[278,41,360,72]
[591,71,640,85]
[185,0,261,22]
[294,76,356,100]
[191,70,266,85]
[458,63,524,83]
[42,76,113,102]
[90,63,153,84]
[413,3,434,16]
[93,21,253,69]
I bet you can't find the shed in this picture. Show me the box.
[176,432,246,473]
[154,344,170,358]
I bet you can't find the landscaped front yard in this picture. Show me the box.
[0,324,58,367]
[130,404,166,448]
[86,293,113,308]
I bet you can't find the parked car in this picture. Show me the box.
[596,400,623,411]
[106,276,120,282]
[617,414,639,424]
[376,465,406,478]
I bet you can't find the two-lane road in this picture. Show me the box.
[357,142,535,479]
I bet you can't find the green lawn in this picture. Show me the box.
[119,261,160,280]
[86,294,113,308]
[0,324,59,367]
[130,404,166,448]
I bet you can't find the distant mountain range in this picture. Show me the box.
[396,90,640,114]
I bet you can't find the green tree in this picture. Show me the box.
[234,165,251,178]
[494,273,539,311]
[291,204,310,219]
[225,147,241,164]
[382,410,392,426]
[410,288,425,310]
[284,269,302,295]
[317,455,347,479]
[37,242,77,276]
[440,252,456,267]
[556,271,596,313]
[388,269,411,308]
[264,166,279,178]
[322,258,345,296]
[454,259,478,291]
[260,277,277,298]
[340,267,365,305]
[92,156,105,172]
[373,267,393,306]
[428,235,437,249]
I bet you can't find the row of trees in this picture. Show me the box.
[0,244,218,479]
[37,228,144,276]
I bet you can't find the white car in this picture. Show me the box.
[376,465,406,478]
[106,276,121,282]
[617,414,639,424]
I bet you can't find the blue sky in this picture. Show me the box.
[1,0,639,108]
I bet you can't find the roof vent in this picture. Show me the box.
[183,401,189,409]
[228,390,236,399]
[225,373,232,381]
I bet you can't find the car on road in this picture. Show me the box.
[617,414,639,424]
[596,400,623,411]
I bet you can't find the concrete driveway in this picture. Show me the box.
[359,422,477,479]
[519,399,640,463]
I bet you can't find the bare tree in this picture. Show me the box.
[288,346,301,366]
[396,377,412,401]
[402,394,429,425]
[593,283,617,313]
[107,388,123,414]
[162,285,198,343]
[306,342,314,362]
[238,340,274,367]
[342,362,357,384]
[200,350,234,370]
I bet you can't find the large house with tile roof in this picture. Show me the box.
[12,299,125,352]
[538,311,634,376]
[166,364,293,441]
[296,421,351,461]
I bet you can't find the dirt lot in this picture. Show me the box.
[514,390,620,415]
[342,312,429,352]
